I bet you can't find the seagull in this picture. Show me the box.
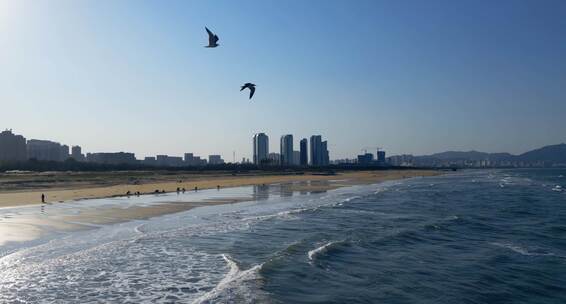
[240,83,256,99]
[205,27,219,48]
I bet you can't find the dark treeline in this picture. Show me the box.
[0,159,431,173]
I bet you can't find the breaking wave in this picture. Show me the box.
[307,240,347,262]
[192,254,267,304]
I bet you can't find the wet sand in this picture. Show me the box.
[0,199,251,246]
[0,170,438,208]
[0,170,441,246]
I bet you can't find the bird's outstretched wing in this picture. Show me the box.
[249,86,255,99]
[205,27,218,45]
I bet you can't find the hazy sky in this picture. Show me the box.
[1,0,565,160]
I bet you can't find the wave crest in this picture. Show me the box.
[192,254,266,304]
[491,242,563,258]
[307,240,346,262]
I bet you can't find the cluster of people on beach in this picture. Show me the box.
[41,184,225,203]
[122,185,223,198]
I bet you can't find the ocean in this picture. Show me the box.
[1,169,565,303]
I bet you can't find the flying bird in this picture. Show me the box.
[241,83,256,100]
[205,27,219,48]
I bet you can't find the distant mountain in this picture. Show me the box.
[415,150,516,162]
[488,153,518,162]
[427,151,514,161]
[405,143,566,164]
[518,143,566,163]
[429,151,487,160]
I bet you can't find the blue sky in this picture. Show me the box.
[1,0,565,160]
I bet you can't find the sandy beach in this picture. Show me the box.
[0,170,439,208]
[0,169,440,247]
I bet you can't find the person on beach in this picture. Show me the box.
[41,193,45,203]
[176,187,180,193]
[182,188,186,193]
[194,186,198,192]
[217,185,220,190]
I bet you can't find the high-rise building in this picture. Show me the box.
[184,153,195,165]
[280,134,293,166]
[309,135,330,166]
[27,139,67,162]
[86,152,137,165]
[292,151,301,166]
[156,155,184,167]
[386,154,413,167]
[268,153,280,164]
[321,141,329,165]
[184,153,207,166]
[156,155,168,166]
[194,156,207,165]
[143,156,157,166]
[184,153,194,161]
[357,153,374,164]
[61,145,70,161]
[71,145,85,161]
[0,130,27,162]
[299,138,308,166]
[309,135,322,166]
[208,155,224,165]
[253,133,269,165]
[377,151,386,163]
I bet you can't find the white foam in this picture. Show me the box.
[218,254,242,286]
[278,207,311,216]
[134,223,145,234]
[0,182,385,302]
[491,242,560,258]
[241,207,311,222]
[327,195,362,208]
[445,215,459,221]
[341,195,361,203]
[308,241,341,261]
[374,188,387,194]
[239,194,365,223]
[192,254,263,304]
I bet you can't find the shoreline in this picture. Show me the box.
[0,170,441,247]
[0,170,440,208]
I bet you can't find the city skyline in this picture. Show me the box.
[3,128,566,166]
[1,1,566,159]
[1,128,335,166]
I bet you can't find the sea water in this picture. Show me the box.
[1,169,565,303]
